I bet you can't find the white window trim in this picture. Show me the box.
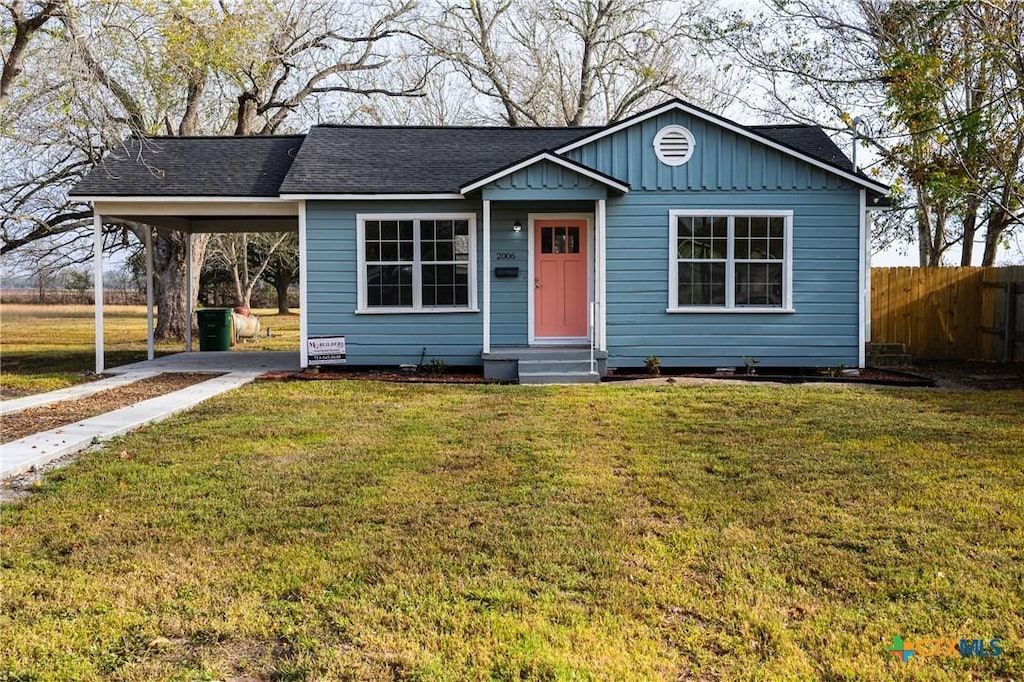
[356,212,478,314]
[667,209,794,313]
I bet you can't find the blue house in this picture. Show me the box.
[73,99,889,382]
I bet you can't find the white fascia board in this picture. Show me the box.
[75,195,288,203]
[279,193,464,200]
[459,152,629,195]
[555,101,891,195]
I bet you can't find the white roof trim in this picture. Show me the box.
[279,193,464,200]
[459,152,629,195]
[75,195,289,203]
[555,101,890,194]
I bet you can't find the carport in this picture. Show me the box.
[69,135,309,374]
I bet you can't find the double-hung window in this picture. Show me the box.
[669,210,792,311]
[358,214,477,312]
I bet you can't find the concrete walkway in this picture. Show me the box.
[110,350,299,374]
[0,371,159,416]
[1,372,259,480]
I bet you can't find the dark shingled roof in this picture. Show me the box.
[70,135,306,197]
[747,124,856,174]
[277,126,603,195]
[70,103,879,198]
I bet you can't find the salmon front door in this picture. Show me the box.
[533,219,588,340]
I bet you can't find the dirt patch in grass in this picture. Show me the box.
[1,373,218,443]
[912,359,1024,389]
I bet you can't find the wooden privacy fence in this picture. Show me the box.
[871,266,1024,361]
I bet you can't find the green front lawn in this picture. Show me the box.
[0,304,299,397]
[1,381,1021,680]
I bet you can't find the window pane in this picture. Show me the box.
[750,238,768,259]
[568,227,580,253]
[366,219,413,264]
[554,226,566,254]
[436,220,453,240]
[683,216,728,260]
[455,235,470,258]
[541,227,553,254]
[678,261,725,306]
[422,264,469,307]
[735,262,783,306]
[749,216,768,238]
[769,238,784,259]
[735,217,749,239]
[422,220,435,240]
[435,242,454,260]
[769,216,784,238]
[399,220,413,241]
[454,220,469,237]
[367,265,412,307]
[677,216,694,240]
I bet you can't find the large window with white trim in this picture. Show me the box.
[358,214,476,312]
[669,210,792,311]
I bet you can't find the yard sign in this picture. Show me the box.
[308,336,346,365]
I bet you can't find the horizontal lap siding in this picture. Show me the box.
[488,208,530,346]
[603,190,860,367]
[306,200,485,365]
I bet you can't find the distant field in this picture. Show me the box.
[0,304,298,398]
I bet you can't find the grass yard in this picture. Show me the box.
[0,304,299,397]
[1,380,1021,680]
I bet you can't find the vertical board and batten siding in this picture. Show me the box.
[566,109,863,367]
[481,160,608,201]
[564,110,850,193]
[305,200,485,365]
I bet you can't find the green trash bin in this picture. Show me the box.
[196,308,232,351]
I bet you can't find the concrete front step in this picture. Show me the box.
[518,359,595,372]
[518,371,601,384]
[483,346,606,383]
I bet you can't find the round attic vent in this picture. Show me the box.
[653,125,695,166]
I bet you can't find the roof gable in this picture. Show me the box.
[556,99,888,193]
[460,152,629,195]
[561,106,886,194]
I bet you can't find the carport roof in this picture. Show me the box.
[69,135,306,198]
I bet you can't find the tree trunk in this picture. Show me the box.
[960,197,980,266]
[152,228,210,339]
[275,269,293,314]
[981,208,1011,266]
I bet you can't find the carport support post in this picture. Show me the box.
[145,226,154,360]
[482,199,491,354]
[299,200,308,368]
[185,231,193,352]
[93,213,104,374]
